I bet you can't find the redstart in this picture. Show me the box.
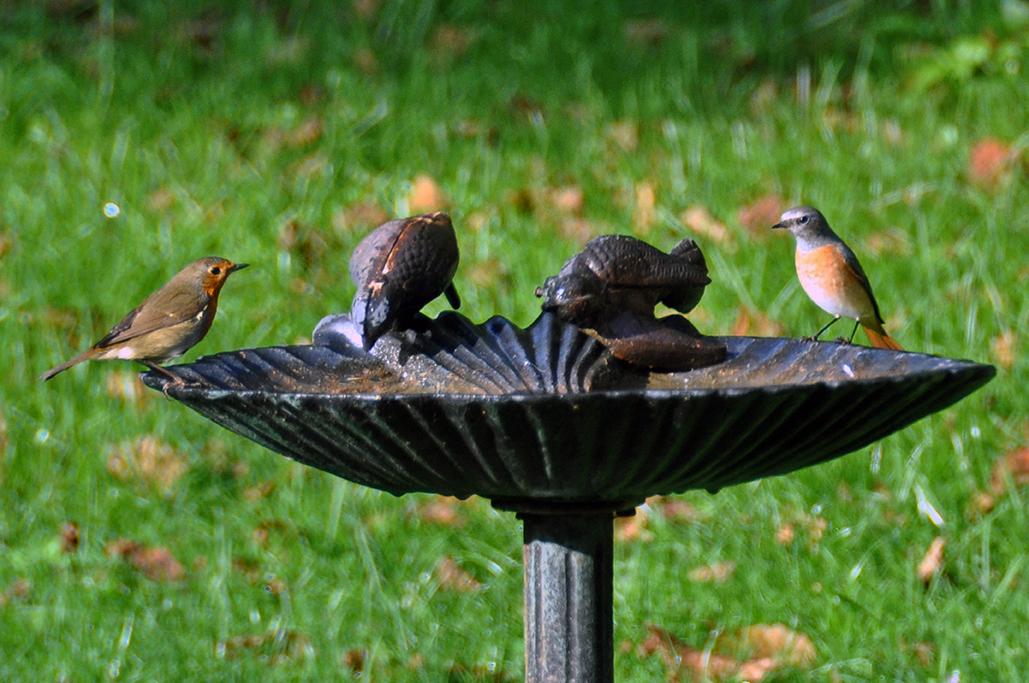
[772,206,902,350]
[41,257,248,381]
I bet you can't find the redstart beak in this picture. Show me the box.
[229,263,249,272]
[771,222,786,230]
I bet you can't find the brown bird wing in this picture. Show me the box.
[93,286,204,348]
[838,244,884,325]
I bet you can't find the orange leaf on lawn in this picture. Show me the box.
[917,536,945,584]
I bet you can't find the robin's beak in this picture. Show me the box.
[229,263,249,273]
[771,221,786,230]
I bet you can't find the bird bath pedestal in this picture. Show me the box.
[143,312,994,682]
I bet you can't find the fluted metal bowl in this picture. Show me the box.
[142,312,994,506]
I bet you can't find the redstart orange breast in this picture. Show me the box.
[772,206,902,350]
[41,257,248,381]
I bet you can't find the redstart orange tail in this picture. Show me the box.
[861,321,903,350]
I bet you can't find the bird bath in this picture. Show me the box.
[142,310,994,682]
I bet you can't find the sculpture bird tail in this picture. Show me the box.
[862,322,903,351]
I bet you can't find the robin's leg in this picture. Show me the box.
[142,361,184,397]
[810,316,840,341]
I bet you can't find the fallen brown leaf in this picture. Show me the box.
[990,446,1029,493]
[615,509,653,543]
[656,497,699,522]
[105,539,185,582]
[333,202,390,234]
[218,630,313,664]
[735,624,817,666]
[731,306,785,337]
[468,258,509,288]
[917,536,945,584]
[435,556,481,592]
[558,217,596,244]
[550,185,584,215]
[146,187,176,213]
[640,625,760,681]
[287,116,323,147]
[775,523,795,545]
[243,480,276,502]
[430,24,477,61]
[408,174,447,212]
[688,561,736,583]
[681,205,733,246]
[232,556,262,583]
[990,330,1016,370]
[353,47,378,75]
[105,370,151,407]
[633,181,657,236]
[737,194,785,236]
[252,519,287,546]
[343,648,366,674]
[106,436,188,494]
[60,521,80,554]
[606,120,639,153]
[968,137,1014,189]
[625,18,669,47]
[415,496,467,528]
[0,579,31,607]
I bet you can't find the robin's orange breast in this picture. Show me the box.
[795,245,874,320]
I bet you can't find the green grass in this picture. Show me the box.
[1,0,1026,680]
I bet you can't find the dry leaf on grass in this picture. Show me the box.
[688,561,736,583]
[60,521,80,554]
[106,435,189,494]
[0,579,31,607]
[967,138,1015,189]
[287,117,322,147]
[681,205,733,246]
[625,19,669,47]
[990,330,1017,370]
[217,630,313,664]
[105,539,185,582]
[917,536,945,584]
[415,496,467,528]
[333,202,388,234]
[243,480,276,502]
[737,194,785,237]
[408,175,447,213]
[550,185,584,215]
[731,624,817,667]
[146,187,176,213]
[633,181,657,236]
[971,446,1029,514]
[731,306,785,337]
[654,497,699,522]
[776,523,795,545]
[640,625,771,682]
[615,509,653,543]
[430,24,478,61]
[105,369,151,407]
[343,648,366,674]
[606,120,639,153]
[435,556,481,592]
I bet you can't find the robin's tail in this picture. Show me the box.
[862,322,903,351]
[40,348,96,382]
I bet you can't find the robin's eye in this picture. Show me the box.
[799,216,809,224]
[210,266,222,275]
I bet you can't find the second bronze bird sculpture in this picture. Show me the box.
[41,256,248,381]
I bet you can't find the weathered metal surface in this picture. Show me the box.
[142,311,995,502]
[522,513,614,683]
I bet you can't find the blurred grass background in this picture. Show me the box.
[1,0,1026,680]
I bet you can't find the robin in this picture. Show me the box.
[772,206,902,350]
[40,257,248,382]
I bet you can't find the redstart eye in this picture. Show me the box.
[799,215,809,224]
[210,266,222,275]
